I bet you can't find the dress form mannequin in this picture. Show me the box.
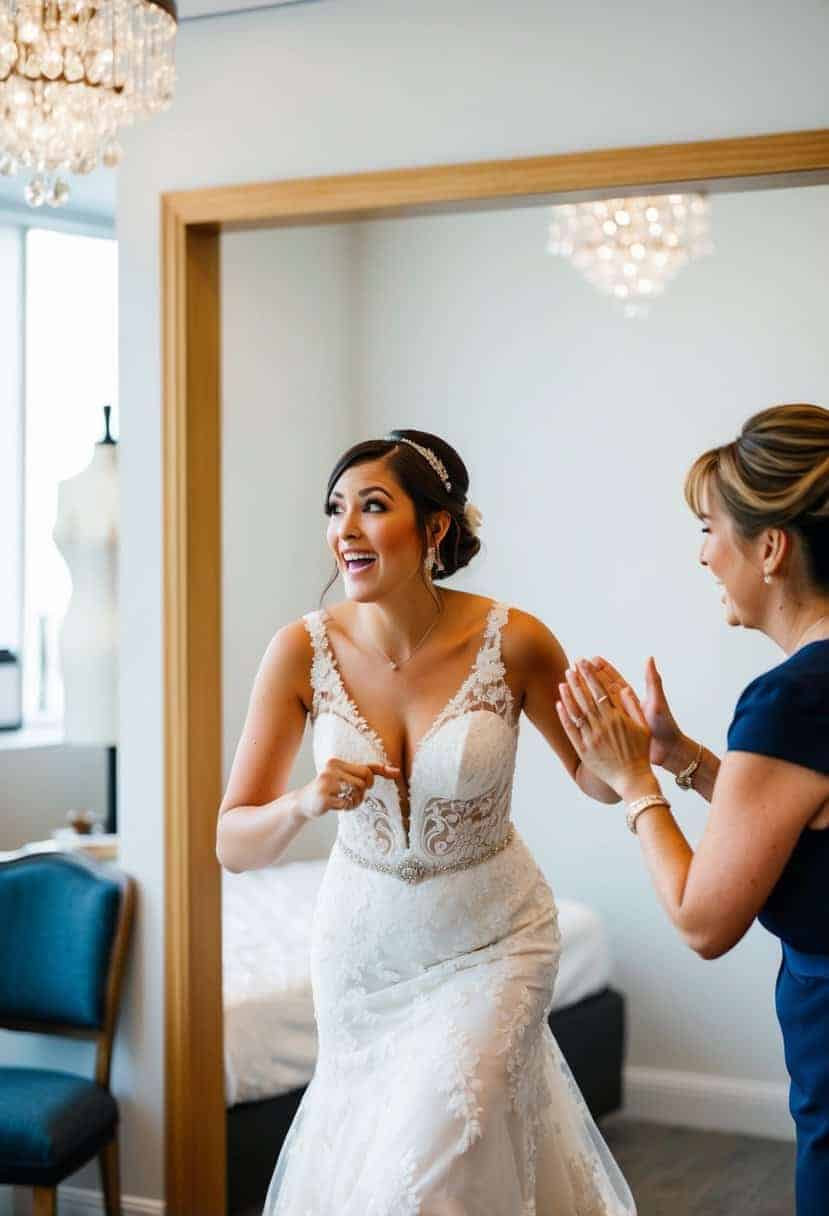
[53,405,119,830]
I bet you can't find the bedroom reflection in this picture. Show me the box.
[219,183,829,1213]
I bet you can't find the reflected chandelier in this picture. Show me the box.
[547,194,713,318]
[0,0,177,208]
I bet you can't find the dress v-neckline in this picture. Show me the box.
[317,601,502,843]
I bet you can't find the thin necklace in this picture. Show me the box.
[794,613,829,652]
[364,592,444,671]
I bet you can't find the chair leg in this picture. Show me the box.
[32,1187,57,1216]
[99,1134,122,1216]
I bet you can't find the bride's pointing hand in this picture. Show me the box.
[556,659,654,802]
[297,758,400,821]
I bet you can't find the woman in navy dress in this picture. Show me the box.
[556,403,829,1215]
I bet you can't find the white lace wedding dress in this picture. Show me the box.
[264,602,636,1216]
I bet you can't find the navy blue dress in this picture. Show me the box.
[728,640,829,1215]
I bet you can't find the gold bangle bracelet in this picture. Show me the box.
[676,740,703,790]
[625,793,671,834]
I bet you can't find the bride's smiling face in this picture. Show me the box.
[697,484,768,629]
[326,459,430,602]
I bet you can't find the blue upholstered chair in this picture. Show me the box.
[0,852,135,1216]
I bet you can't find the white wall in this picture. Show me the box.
[110,0,828,1205]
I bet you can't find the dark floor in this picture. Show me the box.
[602,1119,796,1216]
[239,1120,797,1215]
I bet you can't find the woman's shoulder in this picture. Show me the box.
[236,618,316,715]
[259,617,316,680]
[728,642,829,772]
[736,641,829,717]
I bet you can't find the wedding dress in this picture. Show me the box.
[264,601,636,1216]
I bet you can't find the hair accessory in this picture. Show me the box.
[386,435,452,493]
[463,501,483,535]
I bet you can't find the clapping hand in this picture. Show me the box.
[556,659,655,801]
[590,656,683,769]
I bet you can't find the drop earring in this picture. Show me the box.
[424,547,436,578]
[764,572,774,585]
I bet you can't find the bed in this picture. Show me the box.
[223,860,626,1214]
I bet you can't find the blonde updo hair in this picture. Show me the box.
[685,404,829,590]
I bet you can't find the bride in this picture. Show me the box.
[216,429,636,1215]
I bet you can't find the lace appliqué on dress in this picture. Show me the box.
[418,601,516,752]
[304,610,389,762]
[421,779,512,863]
[304,602,520,875]
[349,794,399,858]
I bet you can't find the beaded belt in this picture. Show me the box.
[337,824,515,884]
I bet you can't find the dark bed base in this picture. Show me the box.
[226,985,626,1214]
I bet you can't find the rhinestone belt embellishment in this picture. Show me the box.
[338,825,515,884]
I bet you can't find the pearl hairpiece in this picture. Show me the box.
[387,435,452,493]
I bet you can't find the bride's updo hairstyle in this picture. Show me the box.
[685,404,829,591]
[324,428,482,579]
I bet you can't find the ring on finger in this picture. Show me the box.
[596,694,610,706]
[337,780,356,806]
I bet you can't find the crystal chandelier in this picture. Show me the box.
[547,194,713,318]
[0,0,176,208]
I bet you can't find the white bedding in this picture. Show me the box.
[222,859,612,1107]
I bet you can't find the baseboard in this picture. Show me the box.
[60,1188,165,1216]
[11,1187,165,1216]
[622,1065,794,1141]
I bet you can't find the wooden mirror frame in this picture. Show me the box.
[162,128,829,1215]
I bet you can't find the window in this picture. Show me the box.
[0,230,23,668]
[1,225,118,726]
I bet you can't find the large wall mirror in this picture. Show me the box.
[162,131,829,1216]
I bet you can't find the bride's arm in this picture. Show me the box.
[504,610,621,805]
[216,621,314,872]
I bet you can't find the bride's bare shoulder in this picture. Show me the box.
[501,607,569,675]
[264,616,315,660]
[255,617,316,705]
